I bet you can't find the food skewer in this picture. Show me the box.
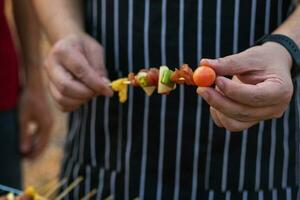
[44,178,67,198]
[36,179,57,196]
[109,64,216,103]
[0,184,22,195]
[109,80,131,86]
[80,189,97,200]
[103,195,113,200]
[54,177,83,200]
[1,182,143,200]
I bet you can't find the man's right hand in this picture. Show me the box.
[45,33,113,112]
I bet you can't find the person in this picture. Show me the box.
[32,0,300,199]
[0,0,53,188]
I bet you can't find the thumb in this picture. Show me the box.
[19,112,34,155]
[200,54,250,76]
[28,117,53,159]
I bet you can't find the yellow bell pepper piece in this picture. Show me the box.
[111,78,128,103]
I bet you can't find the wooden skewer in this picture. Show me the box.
[35,178,57,195]
[54,177,83,200]
[104,195,113,200]
[122,80,131,85]
[0,184,22,195]
[109,80,131,87]
[109,77,186,87]
[44,178,67,198]
[80,189,97,200]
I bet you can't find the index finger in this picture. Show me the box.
[215,76,290,107]
[60,50,113,96]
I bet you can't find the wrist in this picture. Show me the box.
[262,42,293,70]
[46,16,85,43]
[23,65,45,92]
[53,26,85,43]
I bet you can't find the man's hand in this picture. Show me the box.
[19,88,53,159]
[197,42,294,132]
[45,33,113,112]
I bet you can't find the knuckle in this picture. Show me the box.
[222,119,248,132]
[219,56,236,66]
[225,123,243,132]
[282,86,293,103]
[52,42,67,55]
[58,80,69,95]
[222,84,234,97]
[236,111,251,121]
[73,64,86,79]
[54,92,65,106]
[73,44,82,52]
[252,92,267,105]
[273,111,285,119]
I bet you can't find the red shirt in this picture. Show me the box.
[0,1,19,110]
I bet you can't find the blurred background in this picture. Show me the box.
[4,0,67,188]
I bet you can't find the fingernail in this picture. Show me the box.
[201,59,218,66]
[100,77,113,96]
[197,87,209,100]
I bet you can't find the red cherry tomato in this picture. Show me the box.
[193,66,216,87]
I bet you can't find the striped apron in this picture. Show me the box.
[61,0,300,199]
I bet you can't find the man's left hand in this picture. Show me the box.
[197,42,294,132]
[19,87,53,159]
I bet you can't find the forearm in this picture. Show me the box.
[32,0,84,43]
[13,0,43,90]
[274,4,300,47]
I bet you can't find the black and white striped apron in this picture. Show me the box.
[61,0,300,199]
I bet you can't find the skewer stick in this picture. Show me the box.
[104,195,113,200]
[109,80,131,87]
[54,177,83,200]
[44,178,67,198]
[108,78,187,87]
[80,189,97,200]
[37,179,57,195]
[0,184,22,195]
